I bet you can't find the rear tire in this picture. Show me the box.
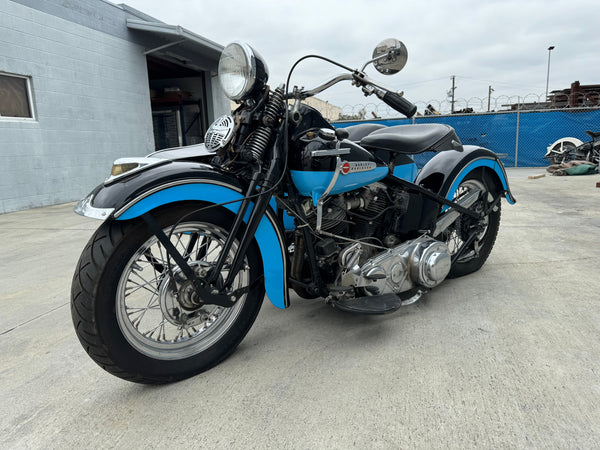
[71,204,264,384]
[442,175,501,278]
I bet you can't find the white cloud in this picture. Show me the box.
[120,0,600,112]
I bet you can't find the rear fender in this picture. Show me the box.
[76,162,289,309]
[415,146,516,211]
[545,137,583,156]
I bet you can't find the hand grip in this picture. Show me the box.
[382,91,417,118]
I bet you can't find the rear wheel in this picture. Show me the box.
[71,205,264,384]
[442,176,501,278]
[548,142,576,165]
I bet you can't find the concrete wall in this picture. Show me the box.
[0,0,155,213]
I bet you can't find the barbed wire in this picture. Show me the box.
[324,91,600,120]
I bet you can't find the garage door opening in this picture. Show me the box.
[147,55,209,150]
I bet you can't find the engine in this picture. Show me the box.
[291,183,452,299]
[339,236,451,296]
[301,182,405,240]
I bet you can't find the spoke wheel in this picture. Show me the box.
[116,222,247,361]
[549,142,576,165]
[71,204,264,384]
[442,177,501,278]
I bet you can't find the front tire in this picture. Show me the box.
[71,204,264,384]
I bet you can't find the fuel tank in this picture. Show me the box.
[289,105,388,201]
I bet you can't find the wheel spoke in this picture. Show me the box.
[184,233,200,260]
[195,235,208,260]
[125,275,160,297]
[143,250,165,274]
[443,179,494,264]
[143,319,167,340]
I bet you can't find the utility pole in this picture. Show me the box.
[545,45,555,106]
[449,75,456,113]
[488,85,494,111]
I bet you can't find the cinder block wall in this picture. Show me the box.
[0,1,154,213]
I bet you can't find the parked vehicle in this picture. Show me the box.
[544,132,600,165]
[71,38,515,383]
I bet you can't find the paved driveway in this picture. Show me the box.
[1,168,599,448]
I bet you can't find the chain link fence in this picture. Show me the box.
[332,95,600,168]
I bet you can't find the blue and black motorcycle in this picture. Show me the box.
[71,38,515,383]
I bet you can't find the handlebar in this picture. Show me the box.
[299,73,353,98]
[379,90,417,118]
[289,68,417,118]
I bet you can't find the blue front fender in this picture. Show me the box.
[115,182,289,309]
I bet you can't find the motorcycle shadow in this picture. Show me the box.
[119,294,438,391]
[244,293,433,352]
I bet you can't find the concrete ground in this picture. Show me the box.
[1,168,599,449]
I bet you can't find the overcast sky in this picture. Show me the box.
[120,0,599,114]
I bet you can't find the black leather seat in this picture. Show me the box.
[585,130,600,139]
[360,123,462,154]
[343,123,386,142]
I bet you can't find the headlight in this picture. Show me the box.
[218,41,268,101]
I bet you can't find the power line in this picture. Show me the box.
[454,75,542,92]
[400,76,450,87]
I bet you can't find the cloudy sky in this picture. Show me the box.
[121,0,598,114]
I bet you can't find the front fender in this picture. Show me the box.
[76,162,289,309]
[415,146,516,211]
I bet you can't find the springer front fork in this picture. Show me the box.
[140,162,279,309]
[142,153,283,311]
[141,89,286,308]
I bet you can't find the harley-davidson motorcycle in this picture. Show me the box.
[71,39,515,383]
[544,131,600,165]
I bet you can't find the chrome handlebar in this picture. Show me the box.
[290,71,403,100]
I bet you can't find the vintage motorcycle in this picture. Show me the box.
[544,131,600,165]
[71,38,515,383]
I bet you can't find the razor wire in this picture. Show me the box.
[333,91,600,120]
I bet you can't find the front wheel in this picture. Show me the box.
[442,175,501,278]
[71,204,264,384]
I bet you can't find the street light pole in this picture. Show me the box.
[545,45,555,106]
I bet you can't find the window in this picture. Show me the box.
[0,73,34,119]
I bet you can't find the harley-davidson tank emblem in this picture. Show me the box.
[341,161,377,175]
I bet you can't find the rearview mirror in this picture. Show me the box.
[372,38,408,75]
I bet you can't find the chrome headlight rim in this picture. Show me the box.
[218,41,257,101]
[218,41,269,102]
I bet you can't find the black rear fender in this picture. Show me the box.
[416,146,516,209]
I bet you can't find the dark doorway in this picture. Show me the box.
[147,55,209,150]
